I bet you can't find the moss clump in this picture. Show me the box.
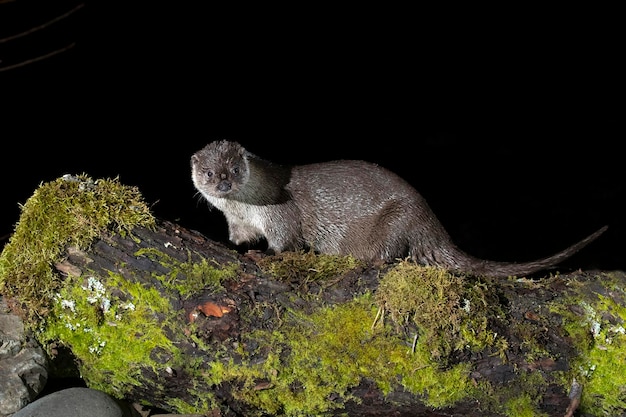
[0,174,226,411]
[492,371,550,417]
[246,295,404,414]
[201,294,475,416]
[38,272,178,397]
[375,261,508,363]
[550,275,626,415]
[504,393,549,417]
[135,248,238,298]
[35,248,238,413]
[257,250,362,286]
[0,174,155,324]
[26,242,238,410]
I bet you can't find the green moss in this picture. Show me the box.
[504,393,548,417]
[256,296,399,413]
[375,262,508,363]
[166,394,214,415]
[463,366,552,417]
[135,247,238,298]
[37,264,228,414]
[501,371,550,417]
[257,250,362,286]
[0,174,227,410]
[10,175,618,415]
[508,320,552,363]
[550,279,626,415]
[198,294,475,416]
[38,271,179,396]
[0,174,155,323]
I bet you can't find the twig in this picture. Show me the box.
[563,378,582,417]
[0,3,85,44]
[0,43,75,72]
[371,306,383,330]
[411,333,418,354]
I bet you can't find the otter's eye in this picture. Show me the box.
[205,171,213,178]
[231,166,240,175]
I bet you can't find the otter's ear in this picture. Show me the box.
[191,154,199,166]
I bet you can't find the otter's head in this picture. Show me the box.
[191,140,250,199]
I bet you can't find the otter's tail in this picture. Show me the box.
[459,225,608,278]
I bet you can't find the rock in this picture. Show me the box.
[0,296,48,417]
[10,387,139,417]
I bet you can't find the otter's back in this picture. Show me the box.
[287,160,429,256]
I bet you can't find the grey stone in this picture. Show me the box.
[11,387,139,417]
[0,296,48,417]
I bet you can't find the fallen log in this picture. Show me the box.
[0,174,624,417]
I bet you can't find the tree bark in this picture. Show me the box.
[37,218,626,416]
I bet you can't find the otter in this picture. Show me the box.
[190,140,607,278]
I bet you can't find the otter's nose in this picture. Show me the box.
[217,181,232,192]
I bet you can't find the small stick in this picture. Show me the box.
[371,306,383,331]
[0,3,85,44]
[0,43,75,72]
[563,378,582,417]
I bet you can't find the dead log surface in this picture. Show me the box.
[43,218,625,417]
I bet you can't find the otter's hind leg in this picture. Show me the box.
[342,200,411,262]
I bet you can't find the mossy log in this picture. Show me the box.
[1,175,625,417]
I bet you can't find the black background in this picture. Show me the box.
[2,2,623,271]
